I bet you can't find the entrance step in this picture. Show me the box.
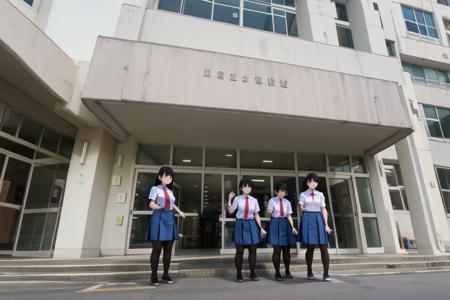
[0,254,449,282]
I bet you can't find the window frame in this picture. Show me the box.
[401,5,439,40]
[435,166,450,216]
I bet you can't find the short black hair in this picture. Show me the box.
[154,165,175,189]
[275,182,288,193]
[239,176,254,192]
[305,172,319,185]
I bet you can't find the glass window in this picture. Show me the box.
[240,150,294,170]
[384,164,408,211]
[136,144,170,165]
[1,109,21,136]
[423,105,438,119]
[0,158,31,206]
[173,173,202,212]
[183,0,213,20]
[216,0,240,6]
[437,107,450,138]
[273,0,295,7]
[23,0,33,6]
[386,40,396,57]
[297,153,326,171]
[244,9,273,32]
[40,128,61,153]
[0,206,20,250]
[336,25,354,48]
[18,117,43,145]
[352,156,367,173]
[402,6,438,39]
[335,3,349,22]
[389,190,404,210]
[15,212,58,251]
[205,148,237,168]
[173,146,203,167]
[286,11,298,36]
[0,136,35,159]
[437,167,450,214]
[363,217,382,247]
[426,120,443,138]
[244,1,271,13]
[203,174,222,212]
[129,214,152,249]
[328,155,351,172]
[158,0,182,13]
[356,177,376,214]
[213,3,240,25]
[58,136,74,159]
[274,14,287,35]
[411,65,426,83]
[424,68,439,86]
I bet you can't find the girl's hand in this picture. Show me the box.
[325,225,332,234]
[261,229,267,237]
[228,191,236,201]
[180,211,186,219]
[292,228,298,235]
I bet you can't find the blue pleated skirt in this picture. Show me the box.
[146,209,179,241]
[299,211,329,245]
[233,219,262,245]
[267,217,297,246]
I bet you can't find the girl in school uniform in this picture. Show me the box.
[298,172,332,282]
[266,182,298,281]
[227,176,266,282]
[147,166,185,286]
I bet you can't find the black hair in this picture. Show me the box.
[275,182,288,193]
[304,172,319,187]
[154,165,175,190]
[238,176,254,193]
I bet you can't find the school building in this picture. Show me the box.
[0,0,450,258]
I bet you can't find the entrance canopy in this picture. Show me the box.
[83,37,413,155]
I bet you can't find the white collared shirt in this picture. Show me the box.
[231,194,260,219]
[267,197,293,218]
[298,189,326,212]
[149,185,176,210]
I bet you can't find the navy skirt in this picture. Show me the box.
[146,209,179,241]
[299,211,329,245]
[233,219,262,245]
[267,217,297,246]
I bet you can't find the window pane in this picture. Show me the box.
[136,144,170,165]
[423,105,437,119]
[412,65,426,83]
[18,117,43,145]
[389,190,404,210]
[424,12,435,26]
[328,155,351,172]
[1,109,21,136]
[129,214,152,249]
[213,4,240,25]
[401,189,409,210]
[437,168,450,190]
[133,172,156,211]
[352,156,367,173]
[405,21,419,34]
[428,27,438,38]
[0,136,35,159]
[437,107,450,138]
[336,26,354,48]
[58,136,74,158]
[424,68,439,84]
[0,158,30,206]
[297,153,326,171]
[216,0,240,7]
[427,120,443,138]
[203,174,222,212]
[174,173,202,212]
[363,217,382,247]
[0,206,20,250]
[173,146,203,166]
[335,3,349,22]
[244,1,271,13]
[442,191,450,214]
[23,0,34,5]
[16,212,57,251]
[384,167,398,187]
[394,164,404,185]
[158,0,182,13]
[273,15,287,34]
[240,150,294,170]
[205,148,237,168]
[402,6,415,21]
[415,10,425,24]
[244,10,273,32]
[356,178,376,214]
[183,0,213,20]
[40,128,61,153]
[286,12,298,36]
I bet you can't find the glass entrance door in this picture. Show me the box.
[0,154,31,254]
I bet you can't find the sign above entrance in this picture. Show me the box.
[203,68,288,88]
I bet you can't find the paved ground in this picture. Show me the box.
[1,271,450,300]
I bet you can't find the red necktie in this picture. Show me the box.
[279,197,284,217]
[163,187,170,210]
[243,196,249,219]
[311,191,316,202]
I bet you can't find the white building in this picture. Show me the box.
[0,0,449,258]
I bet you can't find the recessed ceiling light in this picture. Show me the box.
[262,160,273,163]
[252,179,265,182]
[182,159,192,163]
[225,154,233,157]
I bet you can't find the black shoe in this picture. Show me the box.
[236,274,244,282]
[285,270,293,279]
[275,272,283,281]
[161,275,174,284]
[307,272,315,280]
[323,275,332,282]
[150,278,160,286]
[250,274,259,281]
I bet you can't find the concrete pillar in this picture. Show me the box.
[296,0,339,45]
[346,0,387,55]
[114,0,152,40]
[53,127,116,258]
[367,154,403,254]
[100,136,138,256]
[395,74,450,254]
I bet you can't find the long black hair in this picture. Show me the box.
[303,172,320,191]
[238,176,254,194]
[154,165,175,190]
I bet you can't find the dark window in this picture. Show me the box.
[336,25,354,48]
[183,0,213,20]
[157,0,182,13]
[23,0,33,6]
[335,3,349,22]
[385,40,396,57]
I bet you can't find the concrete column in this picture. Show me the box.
[395,74,450,254]
[114,0,152,40]
[100,136,138,256]
[53,127,116,258]
[346,0,387,55]
[296,0,339,45]
[367,154,403,254]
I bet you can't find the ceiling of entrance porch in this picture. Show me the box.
[100,101,412,155]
